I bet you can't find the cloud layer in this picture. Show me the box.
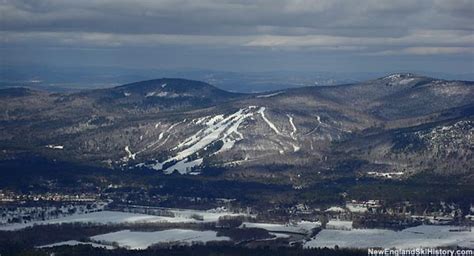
[1,0,473,72]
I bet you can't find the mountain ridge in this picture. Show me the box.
[0,74,472,184]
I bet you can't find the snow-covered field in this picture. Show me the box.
[325,220,353,230]
[0,208,248,231]
[304,225,474,249]
[241,221,320,234]
[91,229,230,249]
[168,207,249,222]
[324,206,346,213]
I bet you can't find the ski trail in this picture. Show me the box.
[258,107,282,135]
[287,114,297,140]
[305,115,323,136]
[149,107,255,173]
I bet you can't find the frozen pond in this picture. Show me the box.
[91,229,230,249]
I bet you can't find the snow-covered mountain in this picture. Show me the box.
[0,74,472,183]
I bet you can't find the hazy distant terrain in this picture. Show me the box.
[2,65,474,93]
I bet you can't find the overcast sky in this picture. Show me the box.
[1,0,473,74]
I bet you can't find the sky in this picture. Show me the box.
[0,0,473,74]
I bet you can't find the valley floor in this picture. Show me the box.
[1,207,472,254]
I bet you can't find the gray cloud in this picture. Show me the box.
[0,0,473,73]
[2,0,472,35]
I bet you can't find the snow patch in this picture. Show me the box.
[367,171,404,179]
[270,232,291,239]
[146,90,181,98]
[38,240,114,249]
[346,203,368,213]
[257,91,284,98]
[162,158,203,175]
[291,144,300,152]
[325,206,346,213]
[206,115,224,126]
[145,91,156,97]
[193,116,210,125]
[399,78,415,85]
[45,145,64,150]
[384,74,417,86]
[146,91,176,97]
[123,146,136,161]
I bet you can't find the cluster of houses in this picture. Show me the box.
[0,202,107,225]
[0,190,100,203]
[284,199,473,230]
[1,185,472,232]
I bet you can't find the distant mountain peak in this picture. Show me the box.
[375,73,430,86]
[118,78,216,92]
[111,78,243,100]
[382,73,419,80]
